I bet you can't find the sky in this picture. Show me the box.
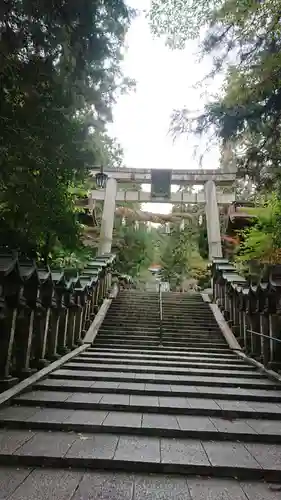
[108,0,222,214]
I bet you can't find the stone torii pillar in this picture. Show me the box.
[204,180,223,260]
[98,177,117,255]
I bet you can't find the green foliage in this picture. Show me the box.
[149,0,219,48]
[161,226,196,283]
[49,246,96,271]
[114,226,155,277]
[198,222,209,260]
[150,0,281,190]
[235,194,281,264]
[0,0,133,258]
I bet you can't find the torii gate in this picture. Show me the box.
[91,168,236,260]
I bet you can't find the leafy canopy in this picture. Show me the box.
[0,0,133,258]
[150,0,281,189]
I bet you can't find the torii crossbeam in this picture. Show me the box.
[91,168,236,260]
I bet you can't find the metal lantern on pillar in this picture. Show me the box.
[95,166,108,189]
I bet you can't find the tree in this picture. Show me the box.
[161,225,195,284]
[0,0,133,258]
[114,226,155,278]
[150,0,281,192]
[233,194,281,266]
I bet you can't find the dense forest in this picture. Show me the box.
[0,0,133,261]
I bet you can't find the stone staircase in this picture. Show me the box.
[0,290,281,497]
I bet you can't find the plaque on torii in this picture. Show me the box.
[151,169,172,201]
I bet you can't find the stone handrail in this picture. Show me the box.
[211,258,281,371]
[0,251,116,390]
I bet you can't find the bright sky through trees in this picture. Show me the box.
[109,0,222,214]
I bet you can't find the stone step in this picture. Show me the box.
[98,332,224,341]
[81,350,245,363]
[0,468,278,500]
[88,347,237,357]
[100,325,221,333]
[101,323,219,331]
[64,362,260,379]
[1,428,281,480]
[105,311,218,327]
[96,334,224,343]
[97,334,162,341]
[11,390,281,420]
[49,369,278,389]
[98,329,222,337]
[98,331,223,339]
[94,340,228,349]
[90,344,236,355]
[109,304,211,309]
[73,355,253,372]
[36,378,281,403]
[106,310,215,317]
[2,405,281,444]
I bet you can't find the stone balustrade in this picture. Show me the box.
[0,251,116,390]
[212,258,281,370]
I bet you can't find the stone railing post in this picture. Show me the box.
[0,252,116,391]
[212,259,281,370]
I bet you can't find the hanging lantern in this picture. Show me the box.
[95,166,108,188]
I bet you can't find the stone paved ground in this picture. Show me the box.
[1,467,281,500]
[0,291,281,497]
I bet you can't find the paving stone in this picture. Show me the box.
[145,384,171,392]
[26,408,74,424]
[170,385,199,394]
[245,443,281,469]
[187,477,247,499]
[119,382,145,391]
[248,401,281,414]
[203,441,261,469]
[103,411,142,428]
[66,433,119,459]
[60,368,110,379]
[142,414,180,430]
[213,400,265,413]
[249,389,281,398]
[114,436,160,462]
[0,429,34,454]
[16,431,76,457]
[139,373,157,380]
[134,474,191,500]
[0,466,32,499]
[155,373,178,381]
[107,372,137,380]
[65,392,103,404]
[94,381,121,390]
[211,418,257,435]
[65,410,108,426]
[17,390,72,402]
[0,406,38,422]
[37,378,94,389]
[130,395,159,407]
[177,415,217,432]
[101,394,130,405]
[161,438,209,465]
[8,468,83,500]
[202,387,250,397]
[178,376,275,386]
[72,471,134,500]
[186,398,221,410]
[159,397,189,408]
[246,419,281,435]
[240,481,281,499]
